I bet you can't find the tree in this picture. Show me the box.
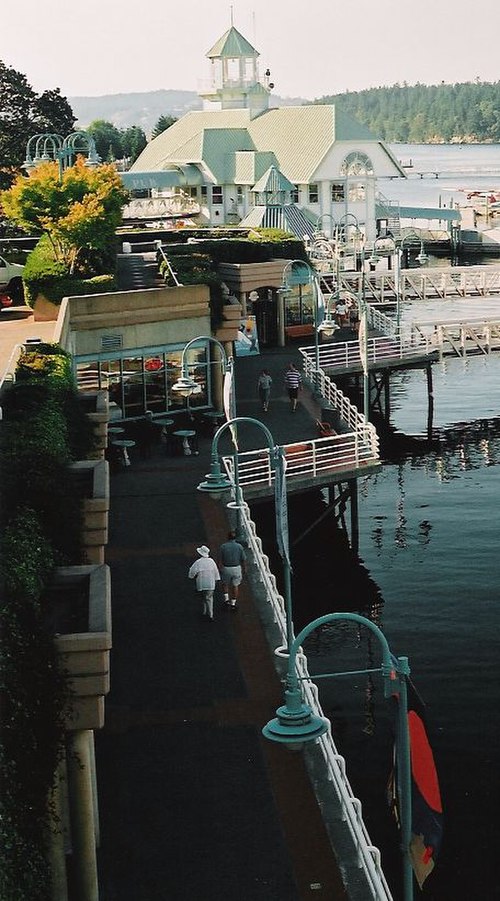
[121,126,147,163]
[151,115,177,139]
[0,62,75,188]
[86,120,123,163]
[1,158,128,274]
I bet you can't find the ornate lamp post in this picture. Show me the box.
[173,336,245,544]
[278,259,323,393]
[263,611,414,901]
[23,131,100,181]
[197,416,295,653]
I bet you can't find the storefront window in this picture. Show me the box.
[284,285,314,326]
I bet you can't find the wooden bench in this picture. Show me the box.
[285,324,315,340]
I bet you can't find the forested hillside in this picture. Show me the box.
[316,81,500,143]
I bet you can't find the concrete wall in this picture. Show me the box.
[66,284,212,357]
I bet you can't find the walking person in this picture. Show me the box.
[284,362,303,412]
[218,530,246,610]
[257,369,273,412]
[188,545,220,620]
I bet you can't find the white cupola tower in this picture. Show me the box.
[199,25,273,116]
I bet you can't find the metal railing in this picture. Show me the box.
[300,331,433,375]
[237,498,393,900]
[340,265,500,303]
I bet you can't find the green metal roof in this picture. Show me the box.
[252,165,295,194]
[131,105,404,185]
[206,26,258,59]
[375,202,460,222]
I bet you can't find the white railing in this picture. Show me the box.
[225,427,378,491]
[300,331,433,375]
[238,498,393,900]
[412,317,500,358]
[0,342,25,389]
[341,265,500,302]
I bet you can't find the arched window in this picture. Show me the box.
[340,151,374,177]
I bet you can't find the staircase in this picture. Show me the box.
[376,192,402,239]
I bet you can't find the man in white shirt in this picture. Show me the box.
[188,545,220,620]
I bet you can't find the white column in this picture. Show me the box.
[67,730,99,901]
[48,756,68,901]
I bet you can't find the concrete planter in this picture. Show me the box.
[33,294,60,322]
[68,460,110,564]
[214,302,242,343]
[49,565,112,731]
[78,390,109,459]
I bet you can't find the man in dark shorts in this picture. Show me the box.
[284,362,303,412]
[218,530,246,609]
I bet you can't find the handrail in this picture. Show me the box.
[299,331,433,375]
[0,342,25,390]
[155,244,182,287]
[237,497,393,900]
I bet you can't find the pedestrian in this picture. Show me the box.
[257,369,273,411]
[188,545,220,620]
[218,530,246,610]
[284,362,302,412]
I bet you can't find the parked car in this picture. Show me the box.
[0,255,24,303]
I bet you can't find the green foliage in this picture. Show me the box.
[316,80,500,143]
[1,158,127,275]
[22,235,118,307]
[0,61,75,189]
[247,227,296,242]
[0,335,101,894]
[86,121,147,164]
[121,126,147,163]
[151,115,178,139]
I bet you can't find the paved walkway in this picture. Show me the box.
[96,345,349,900]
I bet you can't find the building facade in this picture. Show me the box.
[126,25,405,240]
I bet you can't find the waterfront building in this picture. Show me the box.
[126,25,405,240]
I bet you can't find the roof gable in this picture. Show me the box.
[206,26,258,59]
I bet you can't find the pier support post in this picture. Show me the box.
[349,479,359,555]
[426,363,434,442]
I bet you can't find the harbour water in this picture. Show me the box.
[295,146,500,900]
[387,142,500,211]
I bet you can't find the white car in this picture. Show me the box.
[0,255,24,303]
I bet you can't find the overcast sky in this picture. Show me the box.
[2,0,499,100]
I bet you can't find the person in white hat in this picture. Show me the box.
[188,545,220,620]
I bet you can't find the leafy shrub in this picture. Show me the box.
[22,236,118,307]
[0,510,67,901]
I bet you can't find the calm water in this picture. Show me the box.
[302,146,500,901]
[387,142,500,210]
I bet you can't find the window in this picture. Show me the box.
[201,186,208,200]
[292,185,299,203]
[236,185,244,204]
[308,183,319,204]
[340,151,374,177]
[188,186,197,199]
[212,186,223,205]
[331,182,345,203]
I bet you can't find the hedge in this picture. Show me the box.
[0,343,96,898]
[22,236,118,308]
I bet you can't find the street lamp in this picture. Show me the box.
[314,213,337,240]
[173,336,245,543]
[171,335,233,407]
[23,131,100,181]
[197,416,295,653]
[263,611,414,901]
[278,259,323,394]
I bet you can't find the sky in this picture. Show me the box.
[2,0,499,101]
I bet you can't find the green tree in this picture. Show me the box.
[121,125,147,163]
[1,158,128,273]
[86,119,123,162]
[0,62,75,188]
[151,115,177,139]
